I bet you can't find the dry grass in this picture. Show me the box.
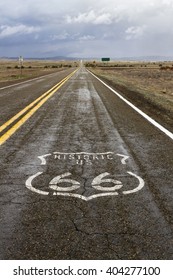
[87,61,173,127]
[0,59,79,86]
[89,61,173,95]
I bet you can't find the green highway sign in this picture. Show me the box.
[101,58,110,62]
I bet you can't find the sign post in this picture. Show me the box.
[19,56,24,77]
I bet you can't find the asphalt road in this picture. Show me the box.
[0,67,173,260]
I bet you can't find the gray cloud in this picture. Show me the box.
[125,25,147,40]
[66,10,113,25]
[0,24,40,38]
[0,0,173,58]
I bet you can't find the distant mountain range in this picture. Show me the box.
[114,56,173,62]
[3,56,76,61]
[0,56,80,61]
[1,55,173,61]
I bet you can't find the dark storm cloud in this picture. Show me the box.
[0,0,173,58]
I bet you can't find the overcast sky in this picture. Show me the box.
[0,0,173,58]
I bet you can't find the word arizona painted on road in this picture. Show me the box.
[38,152,129,166]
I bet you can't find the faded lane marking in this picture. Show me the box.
[0,69,78,145]
[88,70,173,141]
[0,71,63,90]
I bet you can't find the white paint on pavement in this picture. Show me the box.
[53,191,119,201]
[92,172,123,192]
[123,171,145,194]
[117,154,129,165]
[0,72,62,91]
[37,152,129,165]
[26,151,144,200]
[25,172,49,195]
[25,171,145,200]
[49,172,80,192]
[38,154,52,165]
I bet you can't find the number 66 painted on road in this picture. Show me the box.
[26,172,145,201]
[49,172,122,192]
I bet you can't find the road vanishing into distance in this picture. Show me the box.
[0,66,173,259]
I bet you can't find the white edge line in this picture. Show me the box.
[87,69,173,140]
[0,71,64,90]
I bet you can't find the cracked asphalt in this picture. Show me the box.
[0,67,173,259]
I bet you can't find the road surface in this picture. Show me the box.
[0,67,173,259]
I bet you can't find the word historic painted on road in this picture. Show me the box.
[38,152,129,166]
[25,151,145,201]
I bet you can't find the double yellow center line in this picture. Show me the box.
[0,69,78,146]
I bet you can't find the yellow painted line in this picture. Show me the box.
[0,70,76,134]
[0,69,78,145]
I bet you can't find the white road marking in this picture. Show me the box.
[38,154,52,165]
[37,151,129,165]
[117,154,129,165]
[25,172,49,195]
[123,171,145,194]
[92,172,123,192]
[25,171,145,200]
[53,192,119,201]
[0,72,61,90]
[49,172,80,191]
[88,70,173,141]
[53,151,114,155]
